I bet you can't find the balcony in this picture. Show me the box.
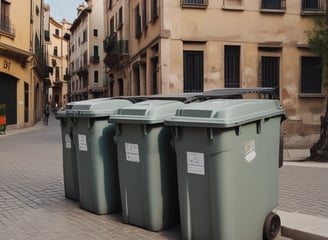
[77,65,88,76]
[261,0,286,12]
[103,32,117,51]
[90,56,100,64]
[88,84,104,93]
[0,16,15,37]
[104,39,129,68]
[302,0,326,15]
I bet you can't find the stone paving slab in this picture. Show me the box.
[0,116,325,239]
[278,211,328,240]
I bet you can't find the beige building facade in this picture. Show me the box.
[103,0,327,145]
[44,10,71,109]
[0,0,48,129]
[69,0,106,101]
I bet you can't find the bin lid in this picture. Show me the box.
[55,98,111,119]
[109,100,185,124]
[65,98,133,118]
[113,93,202,103]
[164,99,284,128]
[200,87,277,100]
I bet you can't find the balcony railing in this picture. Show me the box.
[90,56,100,63]
[103,32,117,51]
[261,0,286,11]
[104,39,128,55]
[104,40,129,68]
[302,0,325,15]
[0,16,15,36]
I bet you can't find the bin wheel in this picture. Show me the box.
[263,212,281,240]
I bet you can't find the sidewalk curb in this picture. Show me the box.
[278,211,328,240]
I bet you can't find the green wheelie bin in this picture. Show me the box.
[108,100,184,231]
[165,99,285,240]
[68,98,133,215]
[56,102,79,201]
[56,98,110,201]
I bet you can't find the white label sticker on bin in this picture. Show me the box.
[78,134,88,151]
[65,134,71,149]
[244,140,256,162]
[125,143,140,163]
[187,152,205,175]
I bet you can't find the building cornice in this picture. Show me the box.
[0,42,32,67]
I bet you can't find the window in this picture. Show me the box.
[133,65,141,95]
[92,45,100,63]
[45,30,50,41]
[55,28,60,36]
[110,16,115,35]
[1,0,13,35]
[82,30,87,43]
[93,45,99,57]
[55,67,60,81]
[224,46,240,88]
[36,5,40,16]
[143,0,147,29]
[183,51,204,92]
[119,78,124,96]
[135,4,142,38]
[54,46,58,56]
[181,0,208,8]
[301,0,325,14]
[94,71,99,84]
[223,0,243,9]
[151,57,158,94]
[108,0,112,10]
[301,57,322,94]
[261,56,280,98]
[118,7,123,29]
[302,0,322,10]
[261,0,286,10]
[93,29,98,37]
[151,0,159,21]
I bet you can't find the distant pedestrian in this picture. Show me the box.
[43,102,50,125]
[53,102,58,114]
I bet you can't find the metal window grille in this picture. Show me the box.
[183,51,204,92]
[302,0,324,10]
[261,0,286,10]
[261,56,280,98]
[224,46,240,88]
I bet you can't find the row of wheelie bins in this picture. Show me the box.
[56,89,285,240]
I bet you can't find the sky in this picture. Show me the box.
[45,0,85,23]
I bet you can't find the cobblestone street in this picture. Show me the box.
[0,115,326,239]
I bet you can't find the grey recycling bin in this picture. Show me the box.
[165,99,285,240]
[56,98,111,202]
[56,102,79,201]
[108,100,184,231]
[68,98,133,215]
